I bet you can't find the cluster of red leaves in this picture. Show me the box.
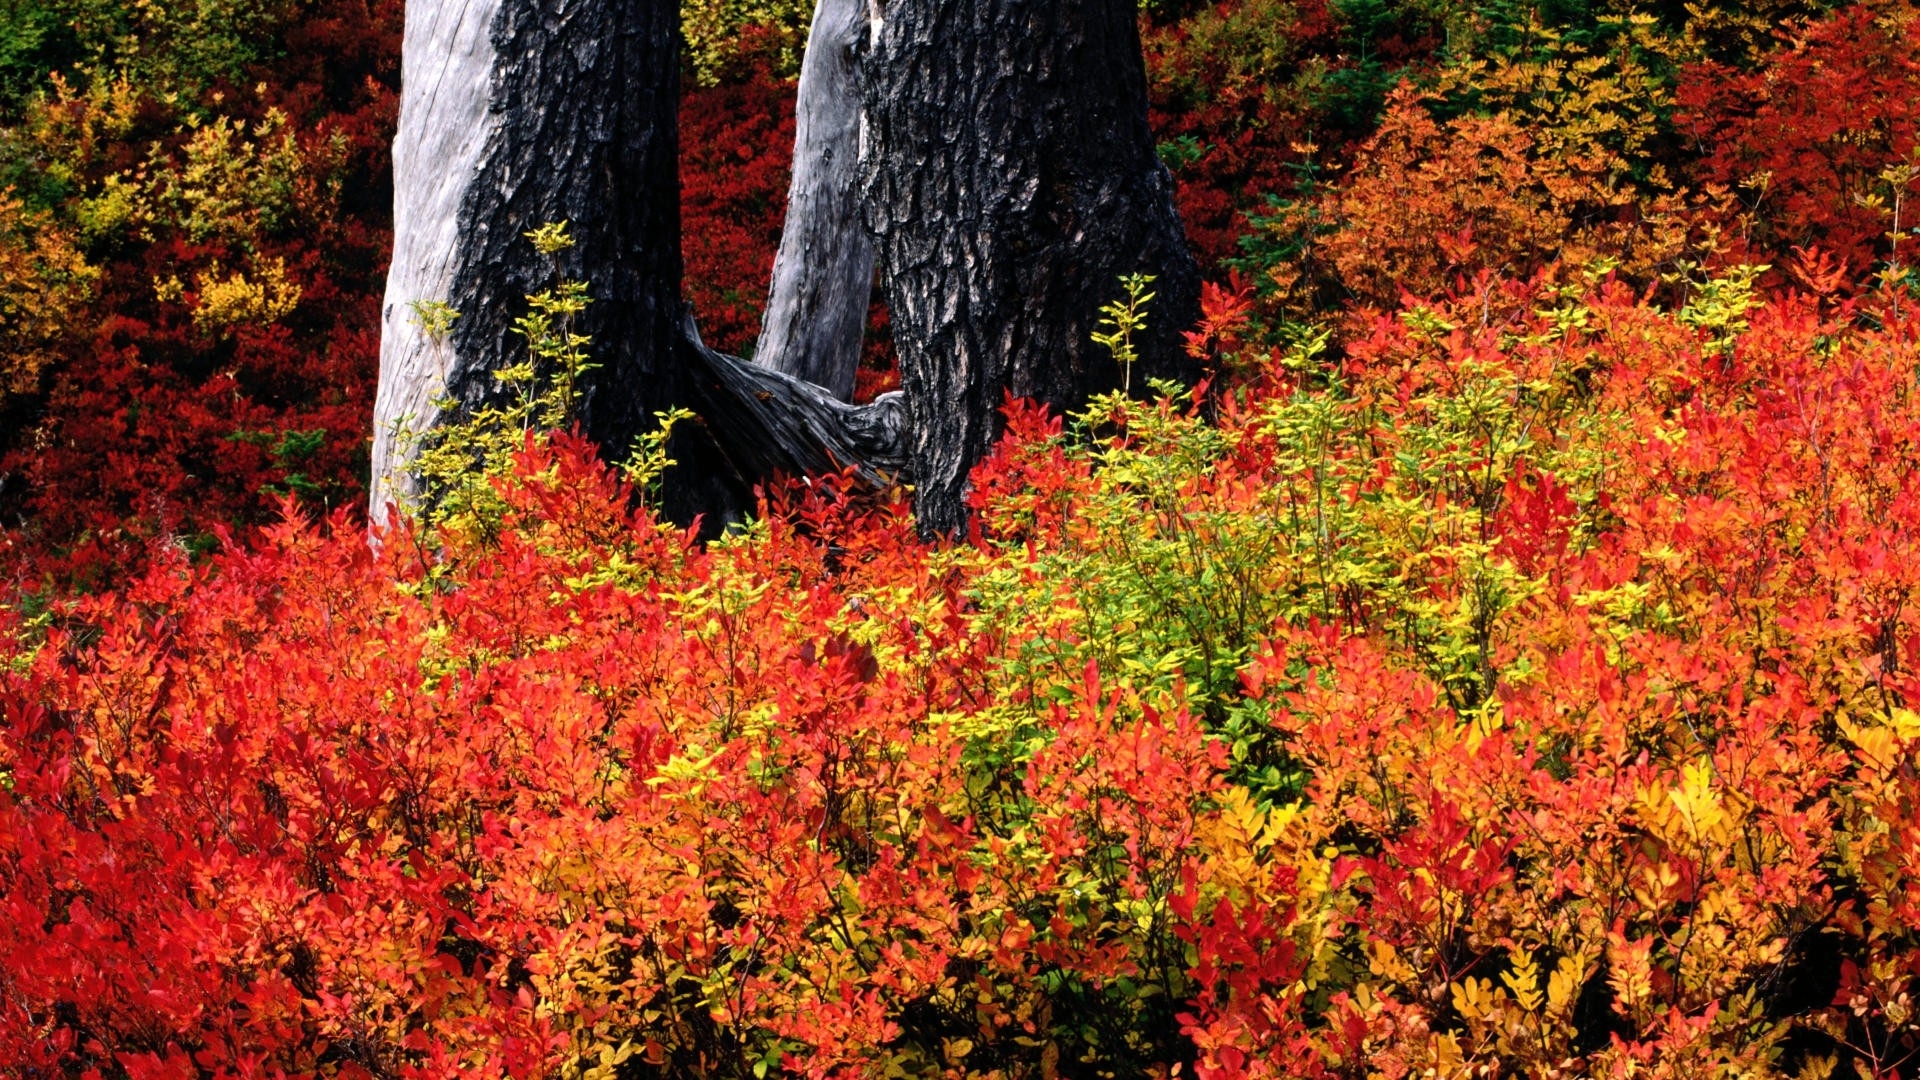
[1216,2,1920,323]
[1679,1,1920,280]
[1138,0,1447,271]
[0,438,1217,1077]
[5,273,1920,1076]
[680,44,795,359]
[1170,282,1920,1077]
[1141,0,1334,268]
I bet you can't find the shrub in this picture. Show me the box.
[1678,0,1920,286]
[0,0,399,585]
[5,276,1920,1077]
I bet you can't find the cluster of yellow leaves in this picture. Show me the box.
[1434,15,1683,184]
[156,255,301,333]
[10,70,339,357]
[1677,0,1835,65]
[21,73,143,188]
[1440,946,1595,1064]
[60,0,295,95]
[681,0,811,85]
[1142,0,1321,107]
[0,190,99,407]
[140,106,320,244]
[24,69,339,249]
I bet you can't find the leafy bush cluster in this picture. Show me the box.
[5,270,1920,1076]
[5,0,1919,580]
[1163,0,1920,320]
[0,0,398,585]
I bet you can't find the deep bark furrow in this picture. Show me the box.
[863,0,1201,535]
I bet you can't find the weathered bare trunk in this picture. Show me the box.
[370,0,504,517]
[685,317,907,487]
[751,0,875,401]
[373,0,690,520]
[380,0,1190,537]
[862,0,1202,535]
[376,0,903,531]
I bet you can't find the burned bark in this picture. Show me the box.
[862,0,1202,534]
[373,0,684,519]
[378,0,898,530]
[684,317,908,488]
[379,0,1193,536]
[752,0,876,401]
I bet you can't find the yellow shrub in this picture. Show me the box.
[187,256,301,333]
[0,190,99,406]
[143,107,306,243]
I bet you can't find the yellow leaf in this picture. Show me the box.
[1369,938,1416,983]
[1666,760,1726,842]
[1450,976,1503,1021]
[1547,955,1584,1018]
[1502,948,1544,1013]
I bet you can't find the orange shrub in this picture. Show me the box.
[3,273,1920,1077]
[1251,84,1709,316]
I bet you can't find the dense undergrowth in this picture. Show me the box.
[5,274,1920,1077]
[5,0,1920,584]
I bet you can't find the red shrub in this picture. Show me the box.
[0,0,401,585]
[7,282,1920,1077]
[1679,2,1920,282]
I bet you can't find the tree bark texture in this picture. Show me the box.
[862,0,1202,535]
[684,316,908,489]
[370,0,505,516]
[372,0,686,519]
[752,0,875,401]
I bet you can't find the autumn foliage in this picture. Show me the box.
[8,0,1920,1077]
[5,269,1920,1076]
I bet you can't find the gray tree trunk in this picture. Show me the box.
[370,0,504,517]
[373,0,695,521]
[862,0,1202,535]
[377,0,1194,537]
[751,0,875,401]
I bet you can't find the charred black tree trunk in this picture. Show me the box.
[862,0,1202,535]
[752,0,875,400]
[381,0,1193,535]
[377,0,895,527]
[442,0,685,472]
[374,0,691,516]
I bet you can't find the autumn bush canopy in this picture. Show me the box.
[4,0,1920,1077]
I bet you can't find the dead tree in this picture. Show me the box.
[376,0,1196,536]
[751,0,875,401]
[373,0,685,517]
[862,0,1203,534]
